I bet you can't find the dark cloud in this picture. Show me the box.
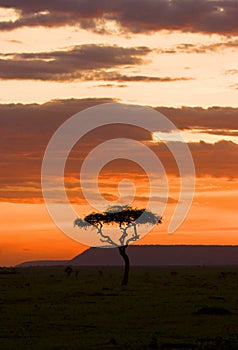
[1,99,238,203]
[0,45,192,82]
[157,106,238,132]
[0,98,150,203]
[148,139,238,179]
[93,72,193,83]
[198,129,238,137]
[189,140,238,178]
[0,0,237,35]
[0,44,152,81]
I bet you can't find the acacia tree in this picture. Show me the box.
[74,206,162,285]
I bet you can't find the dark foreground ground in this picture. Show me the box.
[1,266,238,349]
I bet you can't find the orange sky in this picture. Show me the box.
[0,1,238,265]
[1,176,238,266]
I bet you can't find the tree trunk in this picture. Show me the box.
[118,245,130,286]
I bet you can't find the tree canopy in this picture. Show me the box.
[74,205,162,247]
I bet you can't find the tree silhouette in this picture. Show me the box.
[74,206,162,285]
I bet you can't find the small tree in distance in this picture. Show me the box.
[74,206,162,285]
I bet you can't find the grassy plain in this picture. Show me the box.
[1,266,238,349]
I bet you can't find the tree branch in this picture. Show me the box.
[132,223,138,236]
[119,227,128,246]
[98,228,118,247]
[125,234,140,245]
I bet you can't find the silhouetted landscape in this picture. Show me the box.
[17,245,238,267]
[1,265,238,349]
[0,245,238,349]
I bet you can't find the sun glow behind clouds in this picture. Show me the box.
[153,129,238,144]
[0,7,19,22]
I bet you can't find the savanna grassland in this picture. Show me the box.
[1,266,238,349]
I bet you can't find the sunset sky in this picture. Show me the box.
[0,0,238,266]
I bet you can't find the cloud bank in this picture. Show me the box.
[1,99,238,203]
[0,0,238,35]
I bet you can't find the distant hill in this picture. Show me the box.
[16,245,238,267]
[16,260,68,268]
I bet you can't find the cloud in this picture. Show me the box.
[158,39,238,54]
[0,0,238,35]
[225,69,238,75]
[157,106,238,133]
[0,45,192,82]
[0,97,150,203]
[199,129,238,137]
[96,83,127,88]
[0,44,153,81]
[92,72,193,83]
[230,84,238,90]
[6,39,23,44]
[1,99,238,203]
[189,140,238,178]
